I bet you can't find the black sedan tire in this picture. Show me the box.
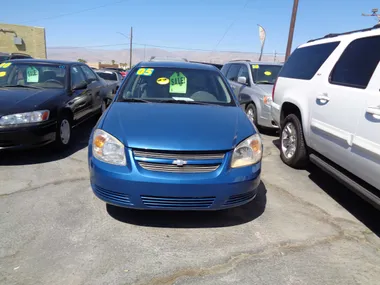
[55,114,72,149]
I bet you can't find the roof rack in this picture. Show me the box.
[307,25,380,43]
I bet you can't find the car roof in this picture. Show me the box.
[138,61,218,71]
[4,59,81,65]
[226,60,283,66]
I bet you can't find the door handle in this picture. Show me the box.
[231,85,236,90]
[366,106,380,116]
[316,94,330,102]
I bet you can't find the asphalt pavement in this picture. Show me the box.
[1,118,379,285]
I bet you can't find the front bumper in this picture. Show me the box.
[258,103,279,129]
[89,148,261,210]
[0,121,56,150]
[271,102,281,127]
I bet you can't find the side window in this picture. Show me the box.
[71,66,86,87]
[221,64,231,76]
[226,64,240,82]
[80,65,98,83]
[330,36,380,89]
[279,41,340,80]
[237,65,250,85]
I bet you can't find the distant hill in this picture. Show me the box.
[47,47,285,65]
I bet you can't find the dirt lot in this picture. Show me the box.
[1,118,379,285]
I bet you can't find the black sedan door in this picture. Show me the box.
[69,65,93,121]
[80,65,103,113]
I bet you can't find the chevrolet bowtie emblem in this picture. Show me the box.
[172,159,187,166]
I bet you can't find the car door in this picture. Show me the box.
[308,39,366,175]
[70,65,92,121]
[224,64,241,97]
[80,65,103,112]
[346,35,380,191]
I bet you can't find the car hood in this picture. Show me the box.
[0,87,64,116]
[256,84,274,95]
[101,102,255,151]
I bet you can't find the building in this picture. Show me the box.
[87,62,128,70]
[0,23,47,59]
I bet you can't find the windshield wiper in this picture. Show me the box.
[1,84,43,89]
[120,98,151,103]
[155,99,216,105]
[255,81,274,85]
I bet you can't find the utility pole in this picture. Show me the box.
[285,0,299,61]
[129,27,133,69]
[362,8,380,26]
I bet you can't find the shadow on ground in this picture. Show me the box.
[0,116,97,166]
[107,182,267,228]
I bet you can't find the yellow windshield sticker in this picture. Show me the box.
[252,64,259,69]
[264,71,272,76]
[169,72,187,94]
[0,71,6,77]
[0,62,11,68]
[157,77,169,85]
[136,68,154,76]
[26,67,39,82]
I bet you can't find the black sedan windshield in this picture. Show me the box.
[0,62,67,89]
[118,67,235,106]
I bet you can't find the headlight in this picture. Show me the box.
[231,134,262,168]
[0,110,49,126]
[263,96,272,105]
[92,129,126,166]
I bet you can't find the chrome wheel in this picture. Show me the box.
[60,119,71,145]
[281,122,297,159]
[246,108,255,123]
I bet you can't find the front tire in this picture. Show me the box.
[246,103,258,126]
[55,115,72,149]
[280,114,308,168]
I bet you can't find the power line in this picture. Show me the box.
[19,0,130,24]
[210,0,251,53]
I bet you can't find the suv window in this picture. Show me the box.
[80,65,98,83]
[237,65,250,85]
[226,64,240,81]
[221,64,231,76]
[330,35,380,89]
[279,41,340,80]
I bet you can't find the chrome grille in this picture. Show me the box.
[138,162,219,173]
[133,150,225,160]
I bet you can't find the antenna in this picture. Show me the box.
[362,8,380,25]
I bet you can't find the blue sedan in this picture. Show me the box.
[88,61,263,210]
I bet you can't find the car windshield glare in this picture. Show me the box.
[118,67,235,106]
[0,62,67,89]
[251,64,282,84]
[97,72,118,81]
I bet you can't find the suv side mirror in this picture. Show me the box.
[72,81,88,91]
[237,76,247,85]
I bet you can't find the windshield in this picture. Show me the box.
[97,71,118,81]
[0,62,67,89]
[118,67,235,106]
[251,64,282,84]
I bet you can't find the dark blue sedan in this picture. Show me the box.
[88,61,263,210]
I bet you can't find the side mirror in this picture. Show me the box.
[72,81,88,91]
[237,76,247,85]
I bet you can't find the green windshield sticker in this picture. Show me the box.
[0,62,11,68]
[169,72,187,94]
[26,67,39,82]
[252,64,259,69]
[0,71,6,77]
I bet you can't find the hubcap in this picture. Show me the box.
[281,122,297,159]
[247,108,255,123]
[60,119,71,145]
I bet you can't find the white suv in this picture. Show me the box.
[271,26,380,209]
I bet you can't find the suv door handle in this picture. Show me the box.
[366,106,380,116]
[316,94,330,102]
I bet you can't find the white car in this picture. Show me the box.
[271,25,380,209]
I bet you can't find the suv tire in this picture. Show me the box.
[280,114,308,168]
